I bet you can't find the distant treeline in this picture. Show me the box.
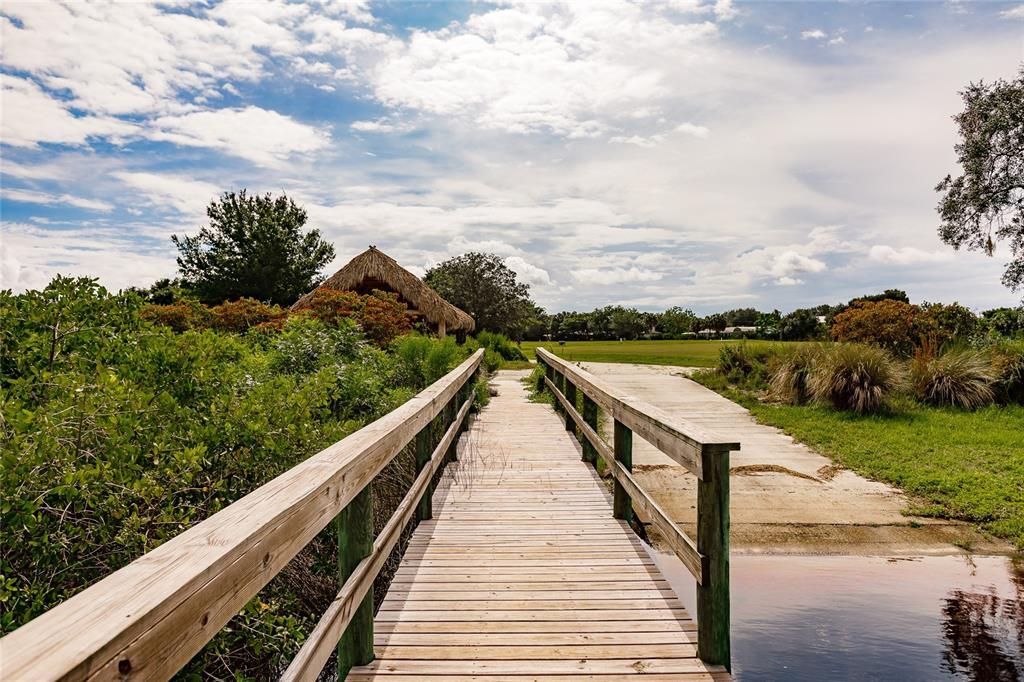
[522,290,1024,344]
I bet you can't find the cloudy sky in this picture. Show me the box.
[1,1,1022,314]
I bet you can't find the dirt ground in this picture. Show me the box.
[572,363,1009,556]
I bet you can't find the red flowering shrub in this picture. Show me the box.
[294,288,413,346]
[831,299,919,355]
[145,288,412,346]
[296,288,362,326]
[209,298,286,332]
[140,301,211,332]
[359,291,413,346]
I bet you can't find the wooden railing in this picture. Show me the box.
[0,349,484,682]
[535,347,740,670]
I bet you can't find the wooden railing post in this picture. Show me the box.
[581,395,598,464]
[563,378,577,434]
[697,448,731,670]
[552,370,564,415]
[612,420,632,523]
[443,394,457,462]
[415,425,433,521]
[337,485,373,679]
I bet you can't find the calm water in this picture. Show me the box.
[648,550,1024,681]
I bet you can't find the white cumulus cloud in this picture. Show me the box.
[504,256,553,286]
[868,245,955,265]
[149,107,331,166]
[572,266,663,284]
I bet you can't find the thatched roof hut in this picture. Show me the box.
[291,246,474,337]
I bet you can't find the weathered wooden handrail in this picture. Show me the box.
[0,349,484,682]
[535,347,739,670]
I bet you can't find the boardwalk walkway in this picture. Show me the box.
[349,371,728,681]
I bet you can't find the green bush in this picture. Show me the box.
[768,344,824,405]
[269,315,363,375]
[809,344,903,413]
[474,331,527,362]
[911,349,995,409]
[990,340,1024,404]
[483,348,503,373]
[392,334,467,390]
[0,276,472,678]
[717,343,777,389]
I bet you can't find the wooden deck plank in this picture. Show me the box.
[348,371,728,680]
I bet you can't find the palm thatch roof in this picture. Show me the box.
[291,246,475,333]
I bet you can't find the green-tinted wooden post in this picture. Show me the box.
[535,359,547,393]
[337,485,373,679]
[415,425,432,521]
[697,448,731,670]
[581,395,598,464]
[445,395,458,462]
[612,420,632,523]
[551,370,564,415]
[563,379,577,433]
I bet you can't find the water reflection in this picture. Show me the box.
[941,558,1023,681]
[646,550,1024,681]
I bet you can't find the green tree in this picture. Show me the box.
[936,67,1024,292]
[127,277,194,304]
[610,307,645,339]
[703,313,727,333]
[172,191,335,306]
[658,306,698,337]
[424,252,535,335]
[723,307,761,327]
[853,289,910,305]
[779,308,823,341]
[917,302,979,346]
[521,305,550,341]
[981,306,1024,338]
[755,310,782,338]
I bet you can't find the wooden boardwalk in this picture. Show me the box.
[349,371,729,681]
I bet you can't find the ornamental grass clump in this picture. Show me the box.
[911,349,995,409]
[809,343,902,414]
[769,344,824,405]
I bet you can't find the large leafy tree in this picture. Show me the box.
[936,67,1024,292]
[658,306,698,337]
[172,191,335,305]
[424,252,535,336]
[779,308,823,341]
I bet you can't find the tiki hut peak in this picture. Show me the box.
[291,245,475,337]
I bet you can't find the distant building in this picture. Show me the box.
[291,245,475,338]
[724,326,757,336]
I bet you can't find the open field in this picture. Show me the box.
[521,339,803,367]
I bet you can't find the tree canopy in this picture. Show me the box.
[172,191,335,306]
[423,252,535,337]
[936,67,1024,293]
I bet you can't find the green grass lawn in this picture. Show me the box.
[698,376,1024,547]
[520,339,800,367]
